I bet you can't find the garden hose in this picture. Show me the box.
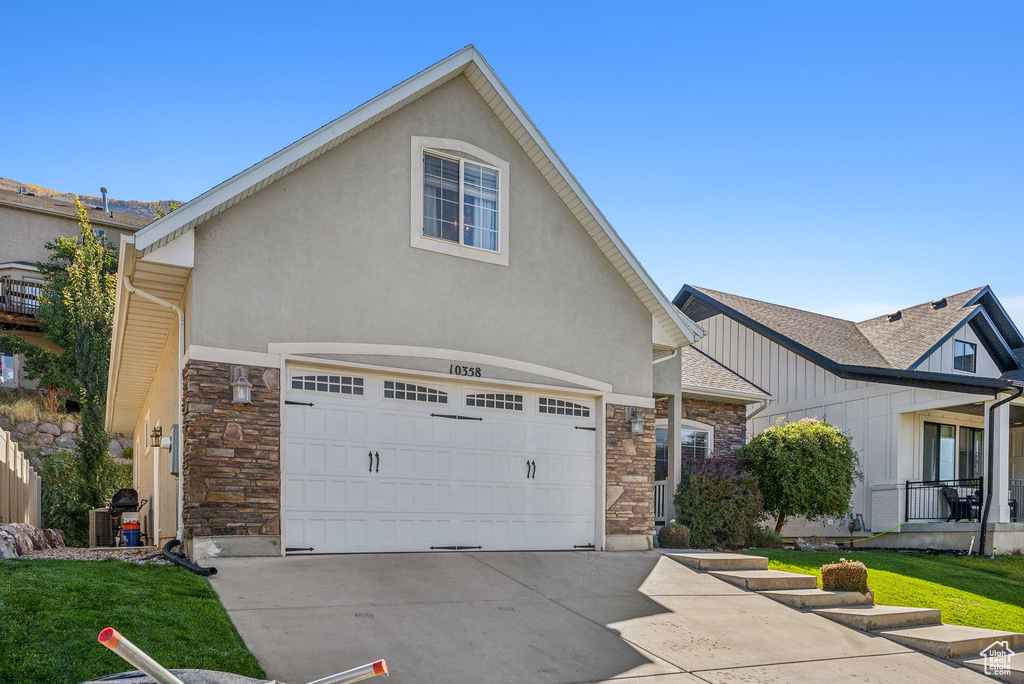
[843,520,931,544]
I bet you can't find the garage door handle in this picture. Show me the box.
[531,460,537,479]
[375,451,380,473]
[369,451,373,472]
[526,459,531,479]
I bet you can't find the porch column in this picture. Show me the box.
[666,392,682,496]
[984,399,1012,524]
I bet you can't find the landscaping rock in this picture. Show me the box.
[795,536,841,552]
[61,421,78,433]
[0,523,66,559]
[15,421,37,435]
[0,415,10,429]
[36,433,54,445]
[55,433,77,449]
[108,439,124,456]
[37,422,61,436]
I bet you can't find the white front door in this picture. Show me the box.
[282,367,597,553]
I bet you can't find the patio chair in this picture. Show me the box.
[943,487,975,522]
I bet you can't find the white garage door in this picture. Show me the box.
[282,367,597,553]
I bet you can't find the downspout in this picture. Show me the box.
[979,382,1024,555]
[123,277,185,543]
[746,397,773,421]
[653,348,679,364]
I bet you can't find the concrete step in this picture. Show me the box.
[664,552,769,572]
[814,605,941,631]
[878,624,1024,659]
[709,569,817,591]
[959,654,1024,683]
[759,588,873,609]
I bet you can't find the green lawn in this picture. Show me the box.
[740,549,1024,632]
[0,560,265,684]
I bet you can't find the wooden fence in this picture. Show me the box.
[1,426,40,526]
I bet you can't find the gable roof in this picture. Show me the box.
[675,284,1024,395]
[679,346,771,401]
[130,46,702,347]
[0,185,152,230]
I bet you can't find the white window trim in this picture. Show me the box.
[410,136,510,266]
[680,419,715,458]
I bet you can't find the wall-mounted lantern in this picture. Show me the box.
[231,370,253,405]
[629,407,644,436]
[149,425,163,449]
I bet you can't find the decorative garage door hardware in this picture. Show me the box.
[574,544,596,549]
[367,451,380,473]
[430,545,483,550]
[285,400,315,407]
[575,426,596,431]
[286,547,315,552]
[429,413,483,421]
[526,459,536,479]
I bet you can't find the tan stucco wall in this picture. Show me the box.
[131,324,181,546]
[0,204,135,265]
[189,75,654,398]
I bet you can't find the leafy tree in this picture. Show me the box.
[738,418,863,533]
[0,334,75,412]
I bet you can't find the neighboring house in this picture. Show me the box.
[675,284,1024,554]
[104,47,707,556]
[0,184,149,389]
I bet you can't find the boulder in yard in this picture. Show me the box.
[0,523,66,559]
[55,433,78,449]
[37,422,61,436]
[60,421,78,433]
[15,421,37,435]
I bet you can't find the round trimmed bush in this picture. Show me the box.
[674,457,765,549]
[657,522,691,549]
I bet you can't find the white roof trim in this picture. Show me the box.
[130,46,702,347]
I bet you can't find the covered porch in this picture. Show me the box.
[869,395,1024,554]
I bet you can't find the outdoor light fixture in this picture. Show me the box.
[231,372,253,405]
[629,407,644,436]
[149,426,163,449]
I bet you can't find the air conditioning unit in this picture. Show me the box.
[89,508,115,548]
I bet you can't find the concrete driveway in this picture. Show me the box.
[210,551,990,683]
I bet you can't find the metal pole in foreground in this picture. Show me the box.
[97,628,186,684]
[306,660,389,684]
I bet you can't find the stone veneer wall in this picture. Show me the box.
[605,404,656,538]
[679,398,747,458]
[182,360,281,539]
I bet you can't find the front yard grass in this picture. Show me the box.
[0,559,264,684]
[741,548,1024,632]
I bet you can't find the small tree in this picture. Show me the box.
[739,418,862,533]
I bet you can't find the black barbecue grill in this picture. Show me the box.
[107,488,148,546]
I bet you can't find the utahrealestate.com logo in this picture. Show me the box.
[981,641,1015,676]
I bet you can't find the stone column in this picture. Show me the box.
[605,404,655,550]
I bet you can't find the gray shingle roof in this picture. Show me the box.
[679,284,1024,377]
[679,346,770,398]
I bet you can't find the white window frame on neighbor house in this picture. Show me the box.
[680,419,715,459]
[410,136,510,266]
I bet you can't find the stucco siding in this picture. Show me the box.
[189,75,653,397]
[0,204,134,265]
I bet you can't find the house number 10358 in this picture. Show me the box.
[450,365,482,377]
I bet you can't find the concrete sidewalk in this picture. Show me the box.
[210,551,992,683]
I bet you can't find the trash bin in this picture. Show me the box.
[122,512,141,547]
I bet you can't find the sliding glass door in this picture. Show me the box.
[923,422,956,481]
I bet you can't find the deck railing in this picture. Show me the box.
[905,478,982,522]
[1011,479,1024,523]
[0,278,41,315]
[654,480,667,524]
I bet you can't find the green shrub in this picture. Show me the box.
[747,526,785,549]
[821,558,869,593]
[38,451,133,547]
[658,522,691,549]
[674,457,765,549]
[739,418,862,533]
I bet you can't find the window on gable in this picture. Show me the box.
[538,397,590,418]
[467,392,522,411]
[953,340,977,373]
[384,380,447,404]
[291,374,364,395]
[423,151,500,252]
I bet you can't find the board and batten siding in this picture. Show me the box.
[917,322,1000,377]
[694,312,995,535]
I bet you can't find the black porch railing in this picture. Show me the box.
[905,478,982,522]
[1011,479,1023,523]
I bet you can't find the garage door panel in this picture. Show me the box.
[284,369,597,553]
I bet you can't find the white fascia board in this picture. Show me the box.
[104,236,137,432]
[680,383,772,402]
[132,47,479,255]
[141,229,194,268]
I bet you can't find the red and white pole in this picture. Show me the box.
[98,628,186,684]
[306,659,389,684]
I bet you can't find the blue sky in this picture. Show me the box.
[4,2,1022,327]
